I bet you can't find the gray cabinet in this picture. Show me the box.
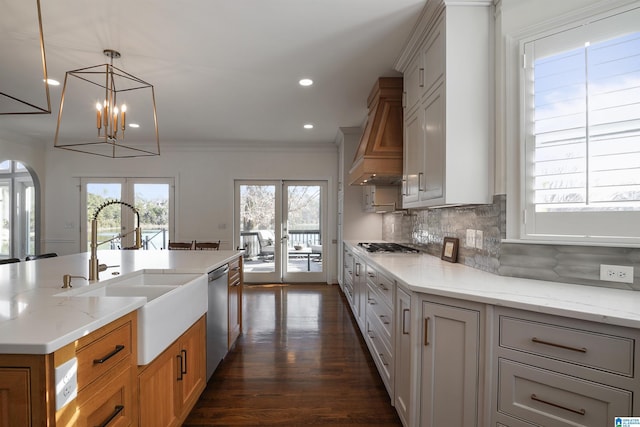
[399,2,492,208]
[395,286,412,426]
[492,307,640,426]
[418,297,482,427]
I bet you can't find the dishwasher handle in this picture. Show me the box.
[208,265,229,281]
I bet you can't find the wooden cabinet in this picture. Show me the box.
[0,312,137,427]
[394,286,412,427]
[228,257,243,349]
[138,316,206,427]
[399,3,491,208]
[418,297,482,427]
[492,308,640,426]
[0,355,52,427]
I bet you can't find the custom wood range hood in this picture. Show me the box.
[349,77,403,186]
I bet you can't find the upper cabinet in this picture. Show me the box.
[397,0,492,208]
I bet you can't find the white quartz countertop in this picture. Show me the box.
[0,250,242,354]
[345,241,640,329]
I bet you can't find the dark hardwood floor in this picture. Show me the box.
[183,283,403,426]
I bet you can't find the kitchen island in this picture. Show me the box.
[0,249,243,427]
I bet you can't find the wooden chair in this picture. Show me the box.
[25,253,58,261]
[0,258,20,264]
[194,240,220,250]
[168,241,194,250]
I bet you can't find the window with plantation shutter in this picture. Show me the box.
[521,5,640,244]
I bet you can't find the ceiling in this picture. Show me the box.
[0,0,425,148]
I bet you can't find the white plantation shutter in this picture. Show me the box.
[522,6,640,243]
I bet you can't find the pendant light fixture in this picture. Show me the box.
[0,0,51,114]
[54,49,160,158]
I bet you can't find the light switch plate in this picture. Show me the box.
[466,229,476,248]
[55,357,78,411]
[475,230,484,250]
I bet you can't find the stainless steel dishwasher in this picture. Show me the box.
[206,264,229,381]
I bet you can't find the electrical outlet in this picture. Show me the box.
[466,229,475,248]
[600,264,634,284]
[475,230,483,250]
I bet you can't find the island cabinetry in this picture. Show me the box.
[0,354,52,427]
[400,2,491,208]
[138,315,206,427]
[394,285,411,427]
[364,265,395,396]
[55,311,138,427]
[492,308,640,426]
[417,295,483,427]
[228,256,243,349]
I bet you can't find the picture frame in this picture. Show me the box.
[441,237,459,263]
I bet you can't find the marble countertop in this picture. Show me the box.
[0,250,242,354]
[345,241,640,329]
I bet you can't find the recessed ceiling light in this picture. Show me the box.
[299,78,313,87]
[129,123,140,128]
[44,78,60,86]
[303,123,314,129]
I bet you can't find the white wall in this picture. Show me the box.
[42,141,339,282]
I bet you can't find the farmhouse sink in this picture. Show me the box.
[58,270,208,365]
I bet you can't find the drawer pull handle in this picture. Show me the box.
[368,332,375,340]
[93,345,125,364]
[95,404,124,427]
[531,337,587,353]
[378,283,388,291]
[424,317,430,346]
[368,298,376,305]
[177,354,184,381]
[379,315,390,325]
[181,349,188,375]
[379,353,389,366]
[402,309,410,335]
[530,394,586,416]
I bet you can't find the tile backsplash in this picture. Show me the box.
[382,194,640,289]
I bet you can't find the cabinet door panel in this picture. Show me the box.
[421,301,479,427]
[421,85,445,202]
[138,347,179,427]
[395,288,411,427]
[421,19,444,97]
[0,369,30,427]
[177,317,206,413]
[405,54,423,115]
[403,110,423,206]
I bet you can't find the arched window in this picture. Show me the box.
[0,160,39,259]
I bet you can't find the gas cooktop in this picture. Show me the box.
[357,242,419,254]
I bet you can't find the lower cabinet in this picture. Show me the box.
[394,286,412,427]
[0,355,52,427]
[418,297,482,427]
[138,316,206,427]
[492,307,640,426]
[228,257,243,349]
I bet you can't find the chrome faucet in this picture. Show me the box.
[89,200,142,281]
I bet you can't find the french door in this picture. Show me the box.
[80,178,174,252]
[235,180,327,283]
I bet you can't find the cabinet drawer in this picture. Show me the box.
[365,266,393,307]
[500,315,634,377]
[76,321,133,390]
[72,362,135,427]
[365,316,393,388]
[498,358,632,426]
[366,284,392,338]
[228,258,241,283]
